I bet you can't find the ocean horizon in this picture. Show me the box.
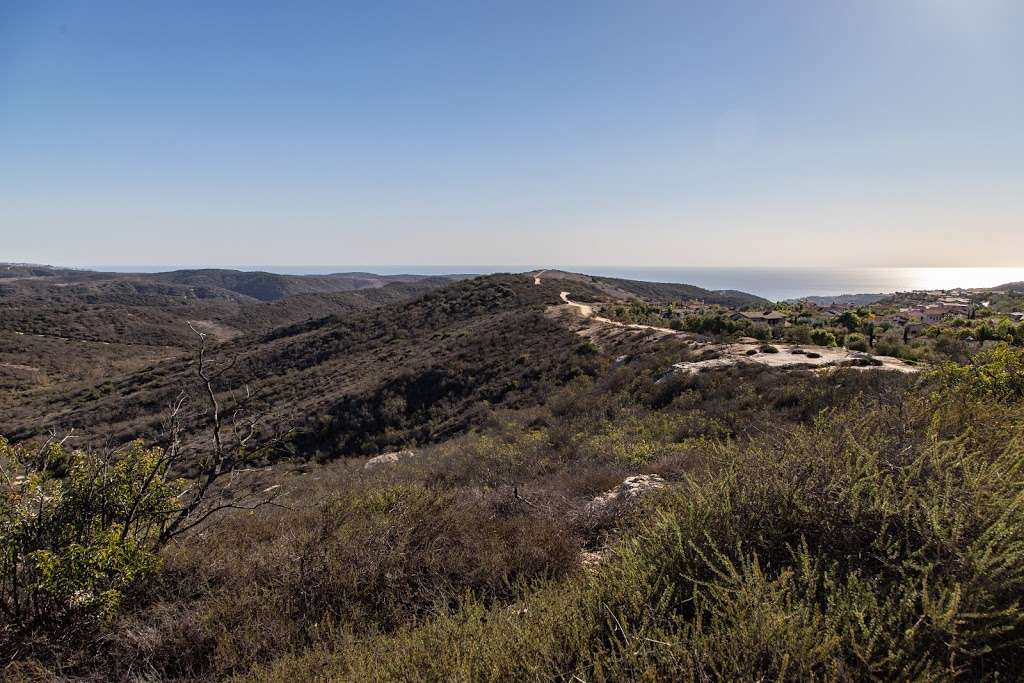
[87,265,1024,302]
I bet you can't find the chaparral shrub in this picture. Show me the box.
[0,439,181,636]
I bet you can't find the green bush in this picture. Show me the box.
[750,323,772,341]
[0,439,181,632]
[785,325,812,345]
[809,329,836,347]
[845,333,869,352]
[932,344,1024,403]
[681,313,741,336]
[838,310,861,332]
[873,338,904,358]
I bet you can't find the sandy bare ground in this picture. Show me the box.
[187,319,243,341]
[670,341,919,375]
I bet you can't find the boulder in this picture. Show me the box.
[585,474,666,516]
[364,449,416,470]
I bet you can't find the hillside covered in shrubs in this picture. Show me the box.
[3,274,1024,681]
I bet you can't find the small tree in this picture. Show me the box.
[156,322,287,544]
[862,321,876,348]
[838,311,861,332]
[976,322,995,348]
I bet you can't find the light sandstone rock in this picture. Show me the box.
[585,474,667,515]
[363,449,416,470]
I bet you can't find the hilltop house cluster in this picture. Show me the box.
[611,284,1024,351]
[714,288,1023,341]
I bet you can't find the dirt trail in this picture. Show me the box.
[0,362,40,373]
[535,270,680,337]
[558,291,683,338]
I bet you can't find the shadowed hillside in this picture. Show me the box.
[1,275,609,459]
[0,267,461,400]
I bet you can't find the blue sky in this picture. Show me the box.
[2,1,1022,267]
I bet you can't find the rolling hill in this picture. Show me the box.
[0,275,609,459]
[0,267,766,459]
[529,270,768,306]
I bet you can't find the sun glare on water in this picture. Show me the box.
[904,267,1024,291]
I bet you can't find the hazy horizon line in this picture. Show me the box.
[9,263,1024,272]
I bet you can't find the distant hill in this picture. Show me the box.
[530,270,767,306]
[995,282,1024,293]
[0,263,75,278]
[0,266,461,344]
[0,266,461,394]
[0,263,463,299]
[144,268,456,302]
[595,277,767,306]
[788,293,888,306]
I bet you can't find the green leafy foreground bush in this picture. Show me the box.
[0,439,178,634]
[254,389,1024,682]
[932,344,1024,403]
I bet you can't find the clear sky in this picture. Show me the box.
[2,1,1022,268]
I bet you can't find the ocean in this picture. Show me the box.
[93,266,1024,302]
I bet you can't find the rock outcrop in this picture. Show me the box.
[363,449,416,470]
[585,474,667,516]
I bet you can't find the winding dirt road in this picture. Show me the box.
[557,291,684,337]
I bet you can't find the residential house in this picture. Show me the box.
[733,310,788,328]
[883,313,912,326]
[921,305,966,323]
